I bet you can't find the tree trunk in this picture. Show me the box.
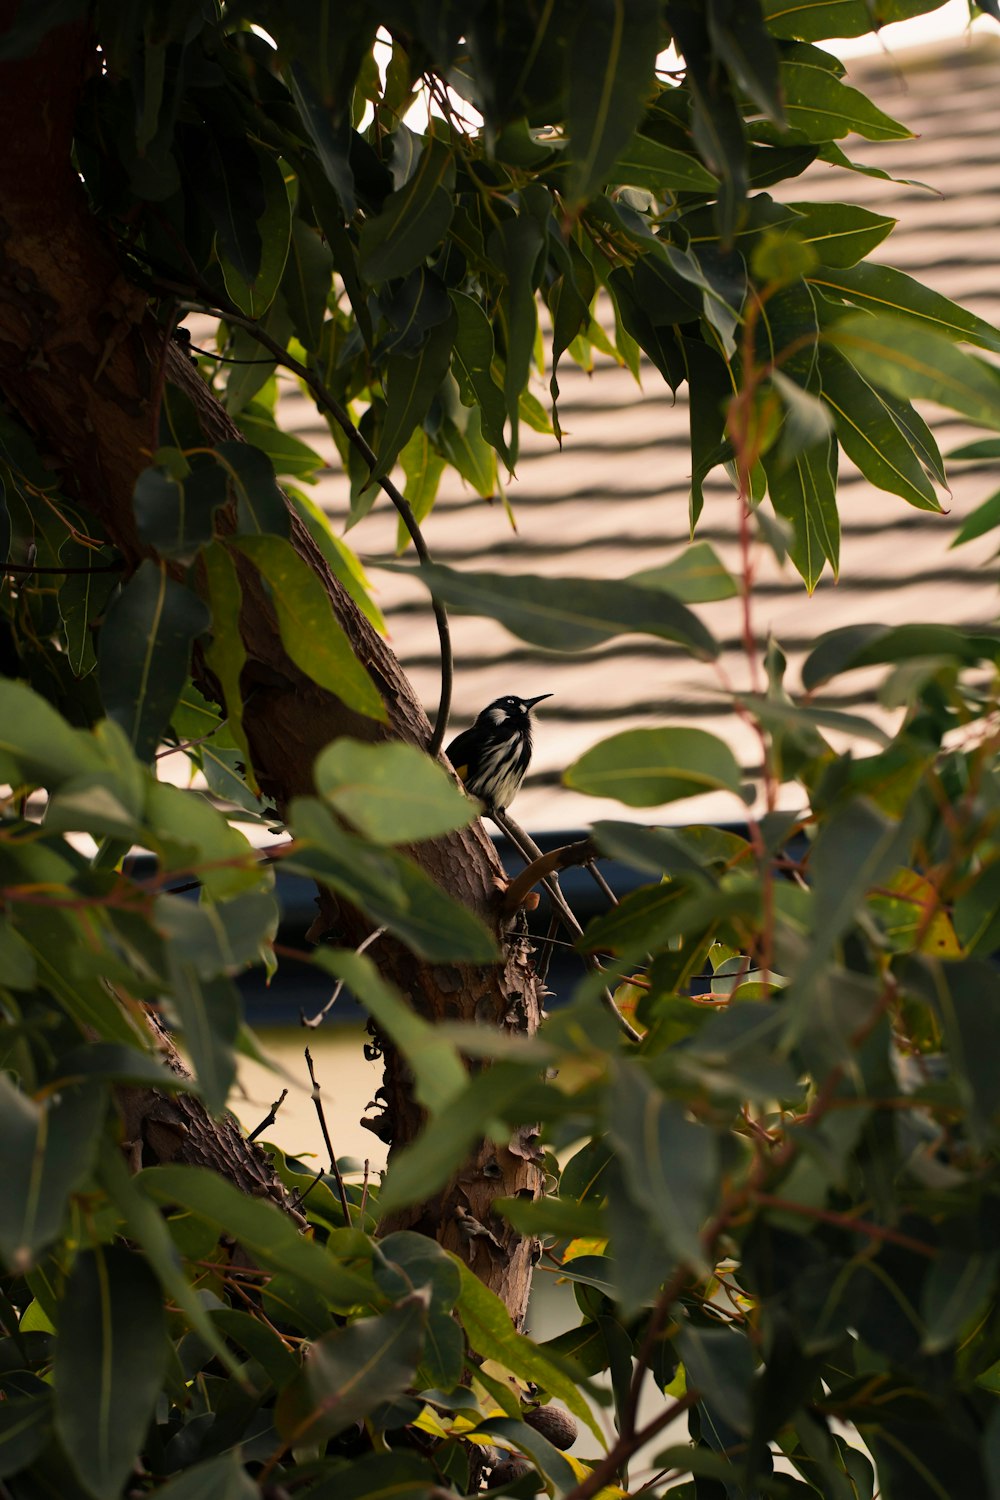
[0,10,543,1326]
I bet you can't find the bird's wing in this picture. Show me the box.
[444,727,474,781]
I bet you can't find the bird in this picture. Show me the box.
[445,694,552,813]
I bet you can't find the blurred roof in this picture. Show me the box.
[276,37,1000,832]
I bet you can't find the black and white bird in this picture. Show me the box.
[445,694,552,813]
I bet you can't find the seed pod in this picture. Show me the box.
[523,1404,578,1451]
[489,1456,539,1489]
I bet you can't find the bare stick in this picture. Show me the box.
[359,1160,371,1221]
[300,926,386,1029]
[501,838,599,915]
[304,1047,352,1224]
[246,1088,288,1144]
[5,561,122,575]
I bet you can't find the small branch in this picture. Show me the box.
[170,282,455,758]
[300,926,386,1029]
[494,811,641,1044]
[245,1088,288,1144]
[359,1159,371,1221]
[304,1047,352,1225]
[559,1392,699,1500]
[751,1192,939,1258]
[501,838,598,914]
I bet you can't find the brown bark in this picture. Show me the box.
[0,11,543,1324]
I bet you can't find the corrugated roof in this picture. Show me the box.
[270,37,1000,831]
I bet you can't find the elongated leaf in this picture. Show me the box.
[235,535,386,719]
[491,213,546,464]
[764,434,840,590]
[391,560,717,657]
[53,1246,169,1500]
[675,1323,756,1436]
[951,487,1000,548]
[762,0,947,40]
[165,957,240,1115]
[286,797,497,963]
[608,1061,716,1273]
[98,561,210,761]
[826,313,1000,431]
[922,1250,999,1353]
[788,200,895,268]
[276,1293,428,1446]
[202,541,257,793]
[134,460,228,562]
[0,1390,50,1480]
[194,132,265,285]
[631,541,738,603]
[0,1077,105,1270]
[707,0,784,124]
[360,138,455,283]
[803,621,1000,690]
[315,737,474,843]
[140,1165,377,1310]
[780,62,912,141]
[281,215,333,353]
[312,948,467,1112]
[215,440,290,538]
[813,261,1000,353]
[455,1263,602,1441]
[151,1452,260,1500]
[611,132,718,192]
[818,346,942,511]
[565,727,743,807]
[0,680,105,789]
[450,291,510,463]
[565,0,659,203]
[220,145,291,319]
[374,312,456,481]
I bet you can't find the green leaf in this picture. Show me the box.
[202,541,257,793]
[707,0,784,125]
[951,488,1000,548]
[215,440,290,538]
[802,622,1000,690]
[150,1452,260,1500]
[564,727,744,807]
[675,1322,756,1436]
[237,410,326,482]
[196,133,265,286]
[312,948,467,1112]
[764,434,840,591]
[608,1061,716,1275]
[360,138,455,284]
[0,1078,104,1270]
[286,798,497,963]
[0,680,105,790]
[922,1250,1000,1354]
[826,313,1000,431]
[455,1262,602,1442]
[0,1390,50,1481]
[53,1246,169,1500]
[315,738,475,844]
[817,346,942,512]
[144,780,262,897]
[788,201,895,268]
[281,215,334,353]
[374,311,456,481]
[275,1293,428,1446]
[630,541,738,603]
[220,146,292,320]
[133,460,228,562]
[140,1165,377,1310]
[933,960,1000,1147]
[153,890,278,980]
[98,1150,243,1381]
[450,291,511,464]
[235,535,387,720]
[565,0,659,203]
[299,1453,439,1500]
[98,561,210,762]
[165,958,240,1115]
[390,560,718,657]
[491,213,546,464]
[58,543,119,678]
[610,133,718,193]
[762,0,946,40]
[813,261,1000,353]
[780,62,913,141]
[0,914,37,989]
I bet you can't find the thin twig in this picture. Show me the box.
[560,1392,699,1500]
[494,811,641,1043]
[359,1159,371,1220]
[168,281,454,758]
[246,1088,288,1144]
[304,1047,352,1225]
[501,838,599,914]
[586,858,618,906]
[300,926,386,1029]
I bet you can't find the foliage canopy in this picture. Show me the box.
[3,1,1000,1496]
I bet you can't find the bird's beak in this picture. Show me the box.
[526,694,552,709]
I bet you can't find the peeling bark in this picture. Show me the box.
[0,11,543,1325]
